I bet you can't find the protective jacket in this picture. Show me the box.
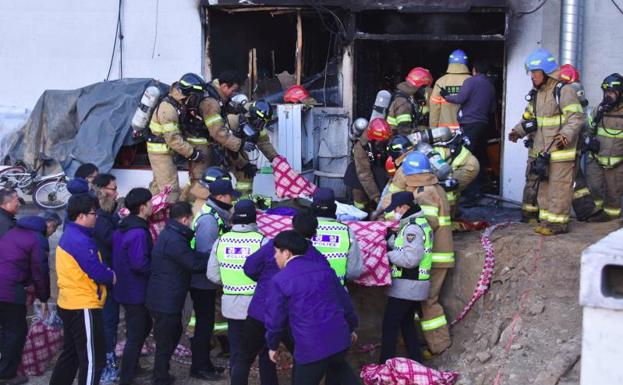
[512,70,585,162]
[347,135,384,203]
[147,87,195,157]
[588,102,623,168]
[198,80,242,152]
[381,170,454,268]
[429,63,471,130]
[387,82,424,135]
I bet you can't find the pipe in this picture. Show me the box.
[560,0,584,71]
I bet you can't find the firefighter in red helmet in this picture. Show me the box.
[387,67,434,135]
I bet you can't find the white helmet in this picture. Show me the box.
[228,94,249,113]
[351,117,369,139]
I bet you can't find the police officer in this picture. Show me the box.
[429,50,472,132]
[344,118,392,212]
[206,200,271,377]
[380,151,453,354]
[147,73,207,202]
[379,192,433,363]
[387,67,434,135]
[508,48,585,235]
[190,166,231,215]
[585,73,623,221]
[310,188,363,285]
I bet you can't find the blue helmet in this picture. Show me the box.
[449,49,468,65]
[402,151,431,176]
[524,48,558,74]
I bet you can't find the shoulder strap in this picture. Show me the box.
[203,83,223,106]
[554,82,565,111]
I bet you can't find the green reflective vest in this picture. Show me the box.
[312,219,351,285]
[216,231,264,295]
[191,204,226,249]
[391,216,433,281]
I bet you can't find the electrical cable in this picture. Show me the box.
[105,0,122,80]
[611,0,623,14]
[514,0,550,17]
[118,0,124,79]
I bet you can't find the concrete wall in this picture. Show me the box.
[0,0,203,110]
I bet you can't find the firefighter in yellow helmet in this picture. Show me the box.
[508,48,585,235]
[429,49,471,132]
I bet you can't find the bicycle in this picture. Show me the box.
[0,157,70,209]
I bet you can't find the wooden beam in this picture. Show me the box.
[295,11,303,85]
[248,49,253,96]
[353,32,505,41]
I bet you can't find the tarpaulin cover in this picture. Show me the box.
[8,78,169,175]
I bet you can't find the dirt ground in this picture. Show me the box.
[21,202,622,385]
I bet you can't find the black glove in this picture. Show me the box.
[188,149,204,162]
[439,87,450,98]
[582,136,600,154]
[241,163,258,179]
[439,178,459,192]
[243,141,257,152]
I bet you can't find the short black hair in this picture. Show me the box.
[473,60,491,75]
[93,173,116,188]
[218,70,245,87]
[169,201,193,220]
[40,210,62,226]
[125,188,152,215]
[274,230,308,256]
[0,188,17,206]
[67,194,99,221]
[292,211,318,239]
[74,163,99,179]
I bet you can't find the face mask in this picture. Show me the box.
[394,212,403,221]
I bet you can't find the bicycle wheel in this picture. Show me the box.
[33,179,70,209]
[0,166,27,188]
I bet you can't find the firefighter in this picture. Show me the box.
[429,49,472,132]
[344,118,392,212]
[559,65,609,222]
[379,151,454,354]
[227,100,279,197]
[508,48,585,235]
[585,73,623,221]
[386,67,434,135]
[283,85,317,107]
[515,86,541,223]
[147,73,207,202]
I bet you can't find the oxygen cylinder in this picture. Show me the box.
[408,126,453,145]
[369,90,392,121]
[351,118,369,140]
[131,86,161,137]
[416,142,452,180]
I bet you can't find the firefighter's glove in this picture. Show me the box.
[188,149,205,162]
[242,163,258,179]
[554,134,570,150]
[242,141,257,153]
[508,130,521,143]
[439,87,450,98]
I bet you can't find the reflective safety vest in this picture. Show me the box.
[312,219,351,285]
[434,144,470,168]
[216,231,263,295]
[391,216,433,281]
[191,204,227,249]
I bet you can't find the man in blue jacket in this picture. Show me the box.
[0,216,52,385]
[146,202,209,385]
[112,188,153,385]
[266,231,360,385]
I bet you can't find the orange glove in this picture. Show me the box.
[554,134,570,149]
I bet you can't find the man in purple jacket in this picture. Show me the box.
[0,216,52,385]
[440,60,496,201]
[231,211,326,385]
[112,188,153,385]
[266,231,360,385]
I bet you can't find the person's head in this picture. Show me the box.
[67,194,99,228]
[0,188,19,215]
[125,188,153,219]
[292,210,318,239]
[93,174,118,201]
[601,73,623,107]
[472,60,490,76]
[273,230,309,269]
[524,48,557,89]
[217,70,245,100]
[208,179,241,205]
[169,201,194,228]
[449,49,468,65]
[384,191,421,220]
[311,188,337,218]
[232,200,257,225]
[74,163,99,185]
[39,210,62,237]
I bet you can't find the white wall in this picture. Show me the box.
[0,0,203,110]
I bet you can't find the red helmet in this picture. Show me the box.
[406,67,433,88]
[367,118,392,142]
[385,156,397,176]
[284,85,310,103]
[559,64,580,84]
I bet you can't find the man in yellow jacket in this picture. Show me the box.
[508,48,585,235]
[429,49,472,132]
[50,194,116,385]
